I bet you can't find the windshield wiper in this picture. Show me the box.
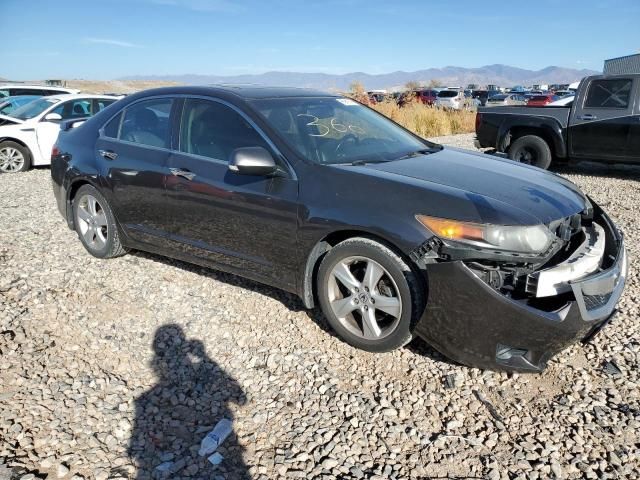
[393,146,442,161]
[348,159,391,166]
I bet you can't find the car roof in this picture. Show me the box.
[127,85,338,100]
[41,94,120,102]
[0,84,76,91]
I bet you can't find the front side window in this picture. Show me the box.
[120,98,173,148]
[253,97,431,165]
[584,79,632,109]
[95,99,116,112]
[103,112,123,138]
[179,98,270,161]
[51,99,92,119]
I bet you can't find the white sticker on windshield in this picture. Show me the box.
[336,98,358,106]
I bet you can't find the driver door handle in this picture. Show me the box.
[170,168,196,181]
[579,114,597,121]
[98,149,118,160]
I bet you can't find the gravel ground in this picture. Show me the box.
[1,134,639,479]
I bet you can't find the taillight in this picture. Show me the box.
[51,145,60,160]
[475,113,482,132]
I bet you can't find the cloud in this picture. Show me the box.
[84,37,142,48]
[149,0,245,13]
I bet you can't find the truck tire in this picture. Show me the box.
[508,135,552,170]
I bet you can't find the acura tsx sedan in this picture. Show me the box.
[51,86,627,372]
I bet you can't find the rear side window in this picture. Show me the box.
[584,79,632,109]
[179,98,270,162]
[120,98,173,148]
[51,99,92,119]
[103,112,122,138]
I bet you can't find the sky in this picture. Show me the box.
[3,0,639,80]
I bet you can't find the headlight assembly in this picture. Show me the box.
[416,215,555,254]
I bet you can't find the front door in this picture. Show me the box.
[164,98,299,289]
[96,97,175,247]
[569,77,634,161]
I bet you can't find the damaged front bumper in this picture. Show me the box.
[414,207,627,372]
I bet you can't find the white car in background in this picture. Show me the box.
[0,84,79,99]
[0,94,118,173]
[546,95,575,106]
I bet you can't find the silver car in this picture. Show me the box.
[486,93,527,106]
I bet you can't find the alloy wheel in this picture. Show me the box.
[327,256,402,340]
[76,194,109,250]
[0,147,25,173]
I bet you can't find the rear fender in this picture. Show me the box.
[498,118,566,158]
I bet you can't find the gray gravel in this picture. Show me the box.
[1,135,639,479]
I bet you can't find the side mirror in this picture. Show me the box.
[228,146,277,176]
[44,112,62,122]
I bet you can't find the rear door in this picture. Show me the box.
[569,77,634,161]
[164,97,299,289]
[95,97,175,247]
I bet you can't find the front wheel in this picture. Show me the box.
[508,135,552,169]
[73,185,127,259]
[317,237,425,352]
[0,141,31,173]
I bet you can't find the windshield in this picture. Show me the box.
[437,90,459,98]
[10,97,59,120]
[489,94,507,101]
[252,97,435,165]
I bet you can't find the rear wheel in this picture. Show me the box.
[508,135,552,169]
[73,185,127,259]
[0,141,31,173]
[317,237,425,352]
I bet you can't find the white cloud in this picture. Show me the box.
[84,37,142,48]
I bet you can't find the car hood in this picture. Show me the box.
[363,147,587,224]
[0,114,25,126]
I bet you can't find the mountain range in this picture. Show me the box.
[121,64,600,91]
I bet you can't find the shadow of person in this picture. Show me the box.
[128,324,249,479]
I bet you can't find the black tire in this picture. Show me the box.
[72,185,127,259]
[317,237,425,352]
[508,135,552,169]
[0,141,32,173]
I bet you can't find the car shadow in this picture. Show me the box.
[130,250,451,366]
[127,324,250,479]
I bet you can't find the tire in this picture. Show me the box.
[508,135,552,169]
[72,185,127,259]
[317,237,425,353]
[0,141,31,173]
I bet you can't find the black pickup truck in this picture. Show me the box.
[475,74,640,169]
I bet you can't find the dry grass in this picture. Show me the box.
[370,100,476,138]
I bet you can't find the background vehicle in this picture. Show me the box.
[527,94,559,106]
[0,94,118,172]
[414,89,438,106]
[547,95,575,106]
[51,86,626,372]
[485,93,527,106]
[0,95,41,115]
[476,74,640,169]
[0,84,79,98]
[473,89,502,106]
[435,89,469,110]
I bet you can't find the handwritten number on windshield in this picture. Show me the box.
[297,114,365,137]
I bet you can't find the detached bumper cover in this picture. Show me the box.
[414,211,627,372]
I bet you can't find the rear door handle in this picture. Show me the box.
[170,168,196,181]
[579,114,597,121]
[98,149,118,160]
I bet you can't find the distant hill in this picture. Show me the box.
[121,64,600,91]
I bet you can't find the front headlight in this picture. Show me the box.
[416,215,555,254]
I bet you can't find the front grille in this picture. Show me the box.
[583,292,613,311]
